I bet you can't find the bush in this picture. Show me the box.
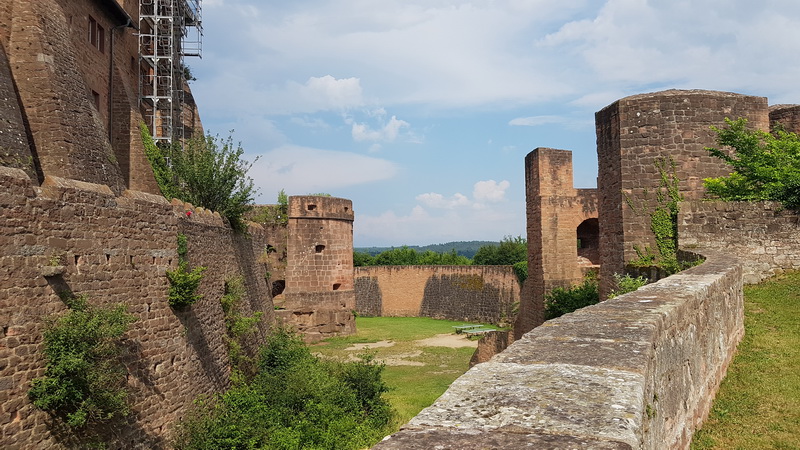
[543,275,599,320]
[28,295,136,428]
[607,273,649,299]
[705,118,800,209]
[512,260,528,285]
[166,234,206,309]
[140,124,258,230]
[173,327,393,449]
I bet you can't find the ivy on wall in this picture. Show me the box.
[166,233,206,309]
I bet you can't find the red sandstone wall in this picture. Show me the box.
[354,265,520,324]
[596,89,769,297]
[679,200,800,283]
[770,104,800,135]
[0,167,273,448]
[517,148,598,337]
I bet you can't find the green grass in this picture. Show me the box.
[692,270,800,450]
[313,317,483,429]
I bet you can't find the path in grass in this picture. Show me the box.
[692,270,800,449]
[313,316,490,430]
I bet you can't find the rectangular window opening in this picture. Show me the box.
[307,204,317,211]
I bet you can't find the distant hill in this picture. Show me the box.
[355,241,499,259]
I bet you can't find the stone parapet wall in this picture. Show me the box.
[376,250,743,449]
[0,167,273,448]
[355,266,520,324]
[679,200,800,283]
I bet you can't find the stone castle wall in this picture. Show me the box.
[354,265,520,324]
[680,201,800,283]
[0,167,273,448]
[376,250,744,449]
[596,90,769,297]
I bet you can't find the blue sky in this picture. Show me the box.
[190,0,800,247]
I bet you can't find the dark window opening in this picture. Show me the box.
[88,16,104,53]
[271,280,285,297]
[307,204,317,211]
[577,218,600,265]
[344,207,349,212]
[332,283,341,291]
[315,244,325,253]
[92,90,100,110]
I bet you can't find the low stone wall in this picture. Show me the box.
[375,250,743,449]
[0,167,273,448]
[680,200,800,283]
[355,265,520,324]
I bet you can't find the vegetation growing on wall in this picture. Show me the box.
[140,124,258,230]
[704,118,800,209]
[28,295,137,429]
[220,276,263,381]
[626,157,694,275]
[166,234,206,309]
[543,272,599,320]
[173,327,393,449]
[250,189,289,226]
[607,273,649,299]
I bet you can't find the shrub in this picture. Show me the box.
[220,276,263,380]
[472,236,526,265]
[512,260,528,285]
[28,295,136,428]
[166,234,206,310]
[607,273,649,299]
[543,274,599,320]
[140,124,258,230]
[705,118,800,209]
[173,327,393,449]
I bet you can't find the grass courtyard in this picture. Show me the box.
[312,316,488,431]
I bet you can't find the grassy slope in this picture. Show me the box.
[692,270,800,449]
[313,317,486,430]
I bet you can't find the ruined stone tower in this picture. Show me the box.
[275,195,356,342]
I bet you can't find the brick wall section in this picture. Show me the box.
[0,167,273,448]
[679,200,800,284]
[596,89,769,297]
[354,266,520,324]
[517,148,598,337]
[375,250,744,449]
[0,44,36,181]
[769,104,800,134]
[281,196,356,342]
[6,0,126,193]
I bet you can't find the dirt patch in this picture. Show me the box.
[414,333,479,348]
[345,340,395,351]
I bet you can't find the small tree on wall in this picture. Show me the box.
[140,124,258,231]
[704,118,800,209]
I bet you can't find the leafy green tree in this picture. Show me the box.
[353,251,374,267]
[372,246,419,266]
[472,236,527,265]
[140,125,258,230]
[705,118,800,209]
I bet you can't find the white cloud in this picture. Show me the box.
[415,192,470,209]
[249,145,398,200]
[473,180,510,203]
[352,115,410,142]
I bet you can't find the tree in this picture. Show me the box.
[140,124,258,230]
[371,246,419,266]
[472,236,527,265]
[704,118,800,209]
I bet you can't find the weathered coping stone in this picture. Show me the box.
[375,250,743,449]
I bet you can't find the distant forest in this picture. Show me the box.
[355,241,498,259]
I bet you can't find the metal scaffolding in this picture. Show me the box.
[139,0,202,144]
